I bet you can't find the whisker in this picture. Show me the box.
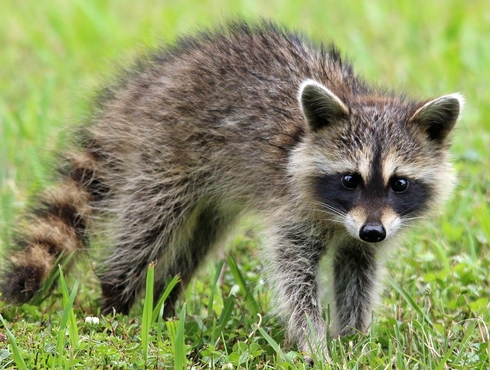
[310,200,347,217]
[401,216,424,222]
[318,216,345,225]
[308,208,344,224]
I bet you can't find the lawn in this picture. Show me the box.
[1,0,489,368]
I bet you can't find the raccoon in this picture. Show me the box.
[1,20,462,358]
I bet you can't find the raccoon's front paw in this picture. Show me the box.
[300,342,331,366]
[303,354,314,367]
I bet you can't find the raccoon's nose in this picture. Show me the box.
[359,223,386,243]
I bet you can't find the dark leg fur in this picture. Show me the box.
[152,208,227,317]
[267,228,328,355]
[100,283,133,315]
[99,202,228,316]
[332,241,379,336]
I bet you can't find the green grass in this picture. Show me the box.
[1,0,489,368]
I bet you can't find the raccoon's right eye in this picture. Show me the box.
[341,174,360,190]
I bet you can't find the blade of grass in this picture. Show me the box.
[152,275,180,322]
[387,275,435,329]
[304,314,325,365]
[0,315,28,370]
[207,260,225,315]
[257,325,286,362]
[227,256,260,316]
[174,304,187,370]
[54,265,79,369]
[31,252,74,306]
[475,198,490,244]
[212,292,235,344]
[156,297,165,343]
[436,320,477,370]
[166,305,187,370]
[142,262,155,363]
[429,240,451,272]
[59,263,79,348]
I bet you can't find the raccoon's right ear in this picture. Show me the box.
[299,79,350,131]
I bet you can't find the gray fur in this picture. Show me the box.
[1,20,462,359]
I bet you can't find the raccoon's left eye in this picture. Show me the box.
[341,174,361,190]
[391,178,409,193]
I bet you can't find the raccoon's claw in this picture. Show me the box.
[301,345,331,366]
[303,354,314,367]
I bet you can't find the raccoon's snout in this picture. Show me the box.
[359,223,386,243]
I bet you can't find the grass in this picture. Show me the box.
[1,0,489,368]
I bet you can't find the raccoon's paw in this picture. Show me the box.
[301,343,331,367]
[303,353,315,367]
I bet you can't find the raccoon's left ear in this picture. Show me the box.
[298,79,350,131]
[409,93,464,143]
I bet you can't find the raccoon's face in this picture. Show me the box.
[293,79,463,243]
[313,169,425,243]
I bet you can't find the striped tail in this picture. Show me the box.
[1,138,108,304]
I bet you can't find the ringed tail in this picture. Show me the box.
[0,137,107,303]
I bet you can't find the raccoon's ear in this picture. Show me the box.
[299,79,350,131]
[409,93,464,143]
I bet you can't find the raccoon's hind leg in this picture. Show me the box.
[99,197,229,316]
[152,206,229,317]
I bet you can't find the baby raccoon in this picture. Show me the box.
[1,20,462,358]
